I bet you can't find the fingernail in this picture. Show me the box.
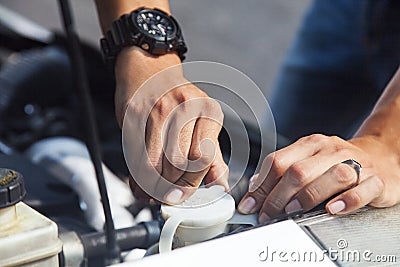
[328,200,346,214]
[285,199,302,214]
[238,196,256,214]
[259,213,271,224]
[165,189,183,204]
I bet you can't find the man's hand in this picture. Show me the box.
[116,47,229,204]
[238,133,400,223]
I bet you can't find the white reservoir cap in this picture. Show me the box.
[161,185,235,227]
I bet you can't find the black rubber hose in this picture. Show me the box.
[81,221,161,259]
[57,0,120,264]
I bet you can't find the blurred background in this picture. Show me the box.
[0,0,314,186]
[0,2,312,264]
[2,0,311,96]
[0,1,313,181]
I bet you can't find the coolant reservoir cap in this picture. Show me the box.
[0,169,26,208]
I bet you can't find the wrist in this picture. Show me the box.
[351,124,400,168]
[115,46,182,90]
[114,46,184,125]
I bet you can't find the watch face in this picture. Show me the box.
[135,9,176,41]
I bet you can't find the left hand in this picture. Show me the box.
[238,134,400,223]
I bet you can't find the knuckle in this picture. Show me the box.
[193,87,209,98]
[199,153,215,167]
[328,136,347,152]
[250,175,270,197]
[188,149,202,161]
[178,177,200,188]
[208,161,229,181]
[333,164,356,186]
[286,163,309,187]
[166,168,185,183]
[203,98,222,113]
[203,104,223,124]
[302,186,320,207]
[305,133,327,143]
[176,90,191,103]
[127,102,143,115]
[346,191,363,207]
[252,181,268,197]
[372,175,385,193]
[328,135,342,143]
[154,98,173,117]
[336,148,352,158]
[145,159,162,172]
[381,198,397,207]
[188,149,214,167]
[266,197,286,214]
[268,153,284,172]
[178,84,207,98]
[168,155,187,171]
[215,108,224,122]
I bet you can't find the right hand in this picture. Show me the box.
[115,47,229,204]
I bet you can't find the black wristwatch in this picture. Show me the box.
[100,7,187,67]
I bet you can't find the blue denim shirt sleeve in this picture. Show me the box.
[270,0,399,141]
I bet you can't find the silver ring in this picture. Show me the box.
[341,159,362,187]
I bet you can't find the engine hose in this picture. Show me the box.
[81,220,161,260]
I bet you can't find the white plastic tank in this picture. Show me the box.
[0,169,62,267]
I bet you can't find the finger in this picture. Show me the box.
[246,134,335,206]
[161,111,196,184]
[129,176,150,201]
[238,154,312,215]
[241,149,351,217]
[325,175,384,215]
[286,161,363,213]
[164,116,221,204]
[237,153,286,215]
[130,102,169,201]
[178,116,220,186]
[144,96,175,175]
[259,154,358,220]
[203,142,229,191]
[123,103,155,199]
[238,137,322,215]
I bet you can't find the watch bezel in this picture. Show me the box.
[130,8,178,42]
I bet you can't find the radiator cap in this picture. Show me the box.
[0,169,26,208]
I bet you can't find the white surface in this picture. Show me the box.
[160,185,235,252]
[26,137,135,231]
[112,220,336,267]
[123,249,147,262]
[0,203,62,267]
